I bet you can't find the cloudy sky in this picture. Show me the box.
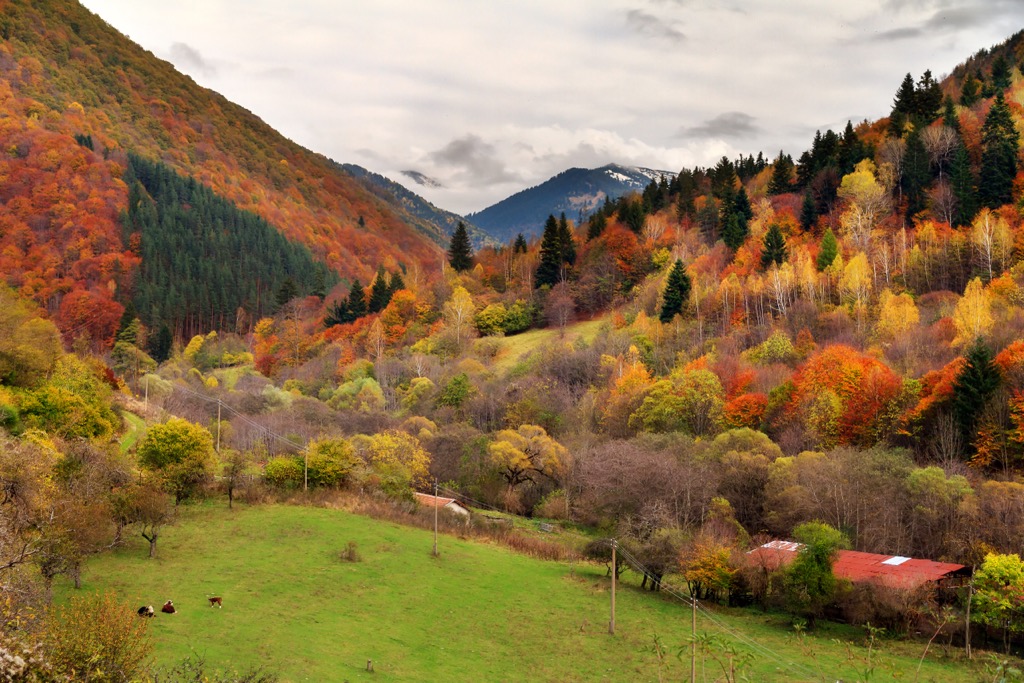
[79,0,1024,215]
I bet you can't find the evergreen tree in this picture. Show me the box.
[447,221,473,272]
[816,229,838,271]
[838,120,868,174]
[889,73,916,136]
[619,199,645,234]
[659,259,691,323]
[347,280,367,319]
[960,71,982,107]
[535,215,563,288]
[275,277,299,310]
[325,299,351,327]
[991,54,1012,91]
[800,191,817,231]
[368,265,391,313]
[513,233,529,253]
[557,212,576,265]
[761,224,788,269]
[767,152,794,195]
[721,212,748,251]
[732,187,754,222]
[942,96,961,133]
[952,340,1001,457]
[979,93,1019,209]
[388,270,405,294]
[586,213,607,241]
[148,324,173,363]
[950,143,978,226]
[914,70,943,124]
[902,126,931,219]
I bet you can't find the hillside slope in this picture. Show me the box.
[0,0,444,294]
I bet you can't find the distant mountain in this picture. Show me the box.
[468,164,675,242]
[339,164,495,249]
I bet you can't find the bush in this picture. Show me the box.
[338,541,361,563]
[264,456,303,488]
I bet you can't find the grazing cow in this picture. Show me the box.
[137,605,155,617]
[161,600,176,614]
[208,596,222,608]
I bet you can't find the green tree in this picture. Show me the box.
[347,279,367,319]
[659,259,691,323]
[447,221,473,272]
[816,228,838,271]
[979,92,1019,209]
[767,152,794,195]
[953,340,1001,457]
[889,72,916,136]
[368,265,392,313]
[761,224,788,269]
[305,438,360,488]
[991,54,1012,92]
[799,191,817,231]
[557,213,576,266]
[950,142,978,226]
[535,214,564,288]
[902,126,930,218]
[721,212,748,251]
[137,417,216,503]
[960,71,982,107]
[972,552,1024,652]
[586,212,607,240]
[783,522,849,626]
[513,233,528,253]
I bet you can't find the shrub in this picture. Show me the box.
[264,456,303,488]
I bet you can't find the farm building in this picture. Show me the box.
[747,540,971,590]
[413,492,471,517]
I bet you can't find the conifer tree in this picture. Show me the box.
[557,212,576,265]
[275,277,298,311]
[368,265,391,313]
[721,212,748,251]
[388,270,405,294]
[768,152,794,195]
[535,215,563,288]
[942,96,960,133]
[991,54,1012,92]
[732,187,754,222]
[979,93,1019,209]
[800,191,817,231]
[325,299,351,327]
[889,73,916,136]
[347,280,367,319]
[816,228,838,271]
[953,340,1001,457]
[659,259,691,323]
[902,127,930,218]
[513,233,528,253]
[761,224,788,269]
[950,143,978,226]
[447,221,473,272]
[586,213,607,241]
[960,71,982,107]
[148,324,173,363]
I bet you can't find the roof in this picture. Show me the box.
[747,541,969,590]
[413,492,470,511]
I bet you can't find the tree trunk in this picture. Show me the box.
[142,531,157,558]
[228,485,234,510]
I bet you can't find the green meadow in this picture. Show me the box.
[65,503,991,682]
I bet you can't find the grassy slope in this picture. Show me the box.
[494,319,606,372]
[63,504,982,683]
[119,411,146,454]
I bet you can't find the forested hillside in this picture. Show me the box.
[0,0,444,342]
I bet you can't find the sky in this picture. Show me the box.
[79,0,1024,216]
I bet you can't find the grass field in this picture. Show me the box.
[119,411,146,453]
[493,318,606,372]
[63,503,994,682]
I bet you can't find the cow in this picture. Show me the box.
[161,600,176,614]
[208,596,222,608]
[137,605,155,618]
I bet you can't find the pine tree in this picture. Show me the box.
[902,127,931,219]
[816,228,838,271]
[148,324,173,363]
[659,259,691,323]
[368,265,391,313]
[761,224,788,269]
[535,215,563,288]
[513,233,528,253]
[800,191,817,231]
[347,279,367,319]
[275,277,298,310]
[991,54,1012,91]
[952,340,1001,457]
[889,73,916,136]
[732,187,754,222]
[979,93,1019,209]
[447,221,473,272]
[942,96,960,133]
[721,212,748,251]
[767,152,794,195]
[960,71,982,107]
[950,143,978,226]
[914,70,942,124]
[586,213,607,241]
[557,212,576,265]
[325,299,351,327]
[389,270,405,294]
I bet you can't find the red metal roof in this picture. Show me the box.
[413,492,468,511]
[746,541,968,589]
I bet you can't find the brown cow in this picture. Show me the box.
[161,600,176,614]
[208,596,222,608]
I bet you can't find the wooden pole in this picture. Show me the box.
[432,480,439,557]
[691,593,697,682]
[144,375,149,410]
[966,573,974,659]
[303,447,308,492]
[216,400,221,453]
[609,539,616,634]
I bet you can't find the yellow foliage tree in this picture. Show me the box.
[953,277,994,346]
[838,159,889,251]
[875,289,920,341]
[487,424,569,489]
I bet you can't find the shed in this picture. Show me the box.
[747,540,970,590]
[413,492,471,517]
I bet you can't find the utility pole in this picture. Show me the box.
[144,375,149,411]
[609,539,616,635]
[432,480,439,557]
[965,572,974,659]
[303,447,308,493]
[691,593,697,682]
[216,400,222,453]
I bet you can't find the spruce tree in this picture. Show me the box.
[991,54,1012,91]
[942,96,960,133]
[389,270,405,294]
[368,265,391,313]
[979,92,1019,209]
[447,221,473,272]
[959,71,982,107]
[952,340,1001,457]
[721,212,748,251]
[535,215,563,288]
[557,212,576,265]
[513,233,528,253]
[902,127,931,219]
[800,191,817,231]
[148,324,173,363]
[767,152,794,195]
[761,224,788,269]
[659,259,691,323]
[732,187,754,222]
[325,299,351,327]
[347,280,367,319]
[275,277,298,310]
[586,213,607,241]
[816,228,838,271]
[950,143,978,226]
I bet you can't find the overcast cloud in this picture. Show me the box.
[79,0,1024,214]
